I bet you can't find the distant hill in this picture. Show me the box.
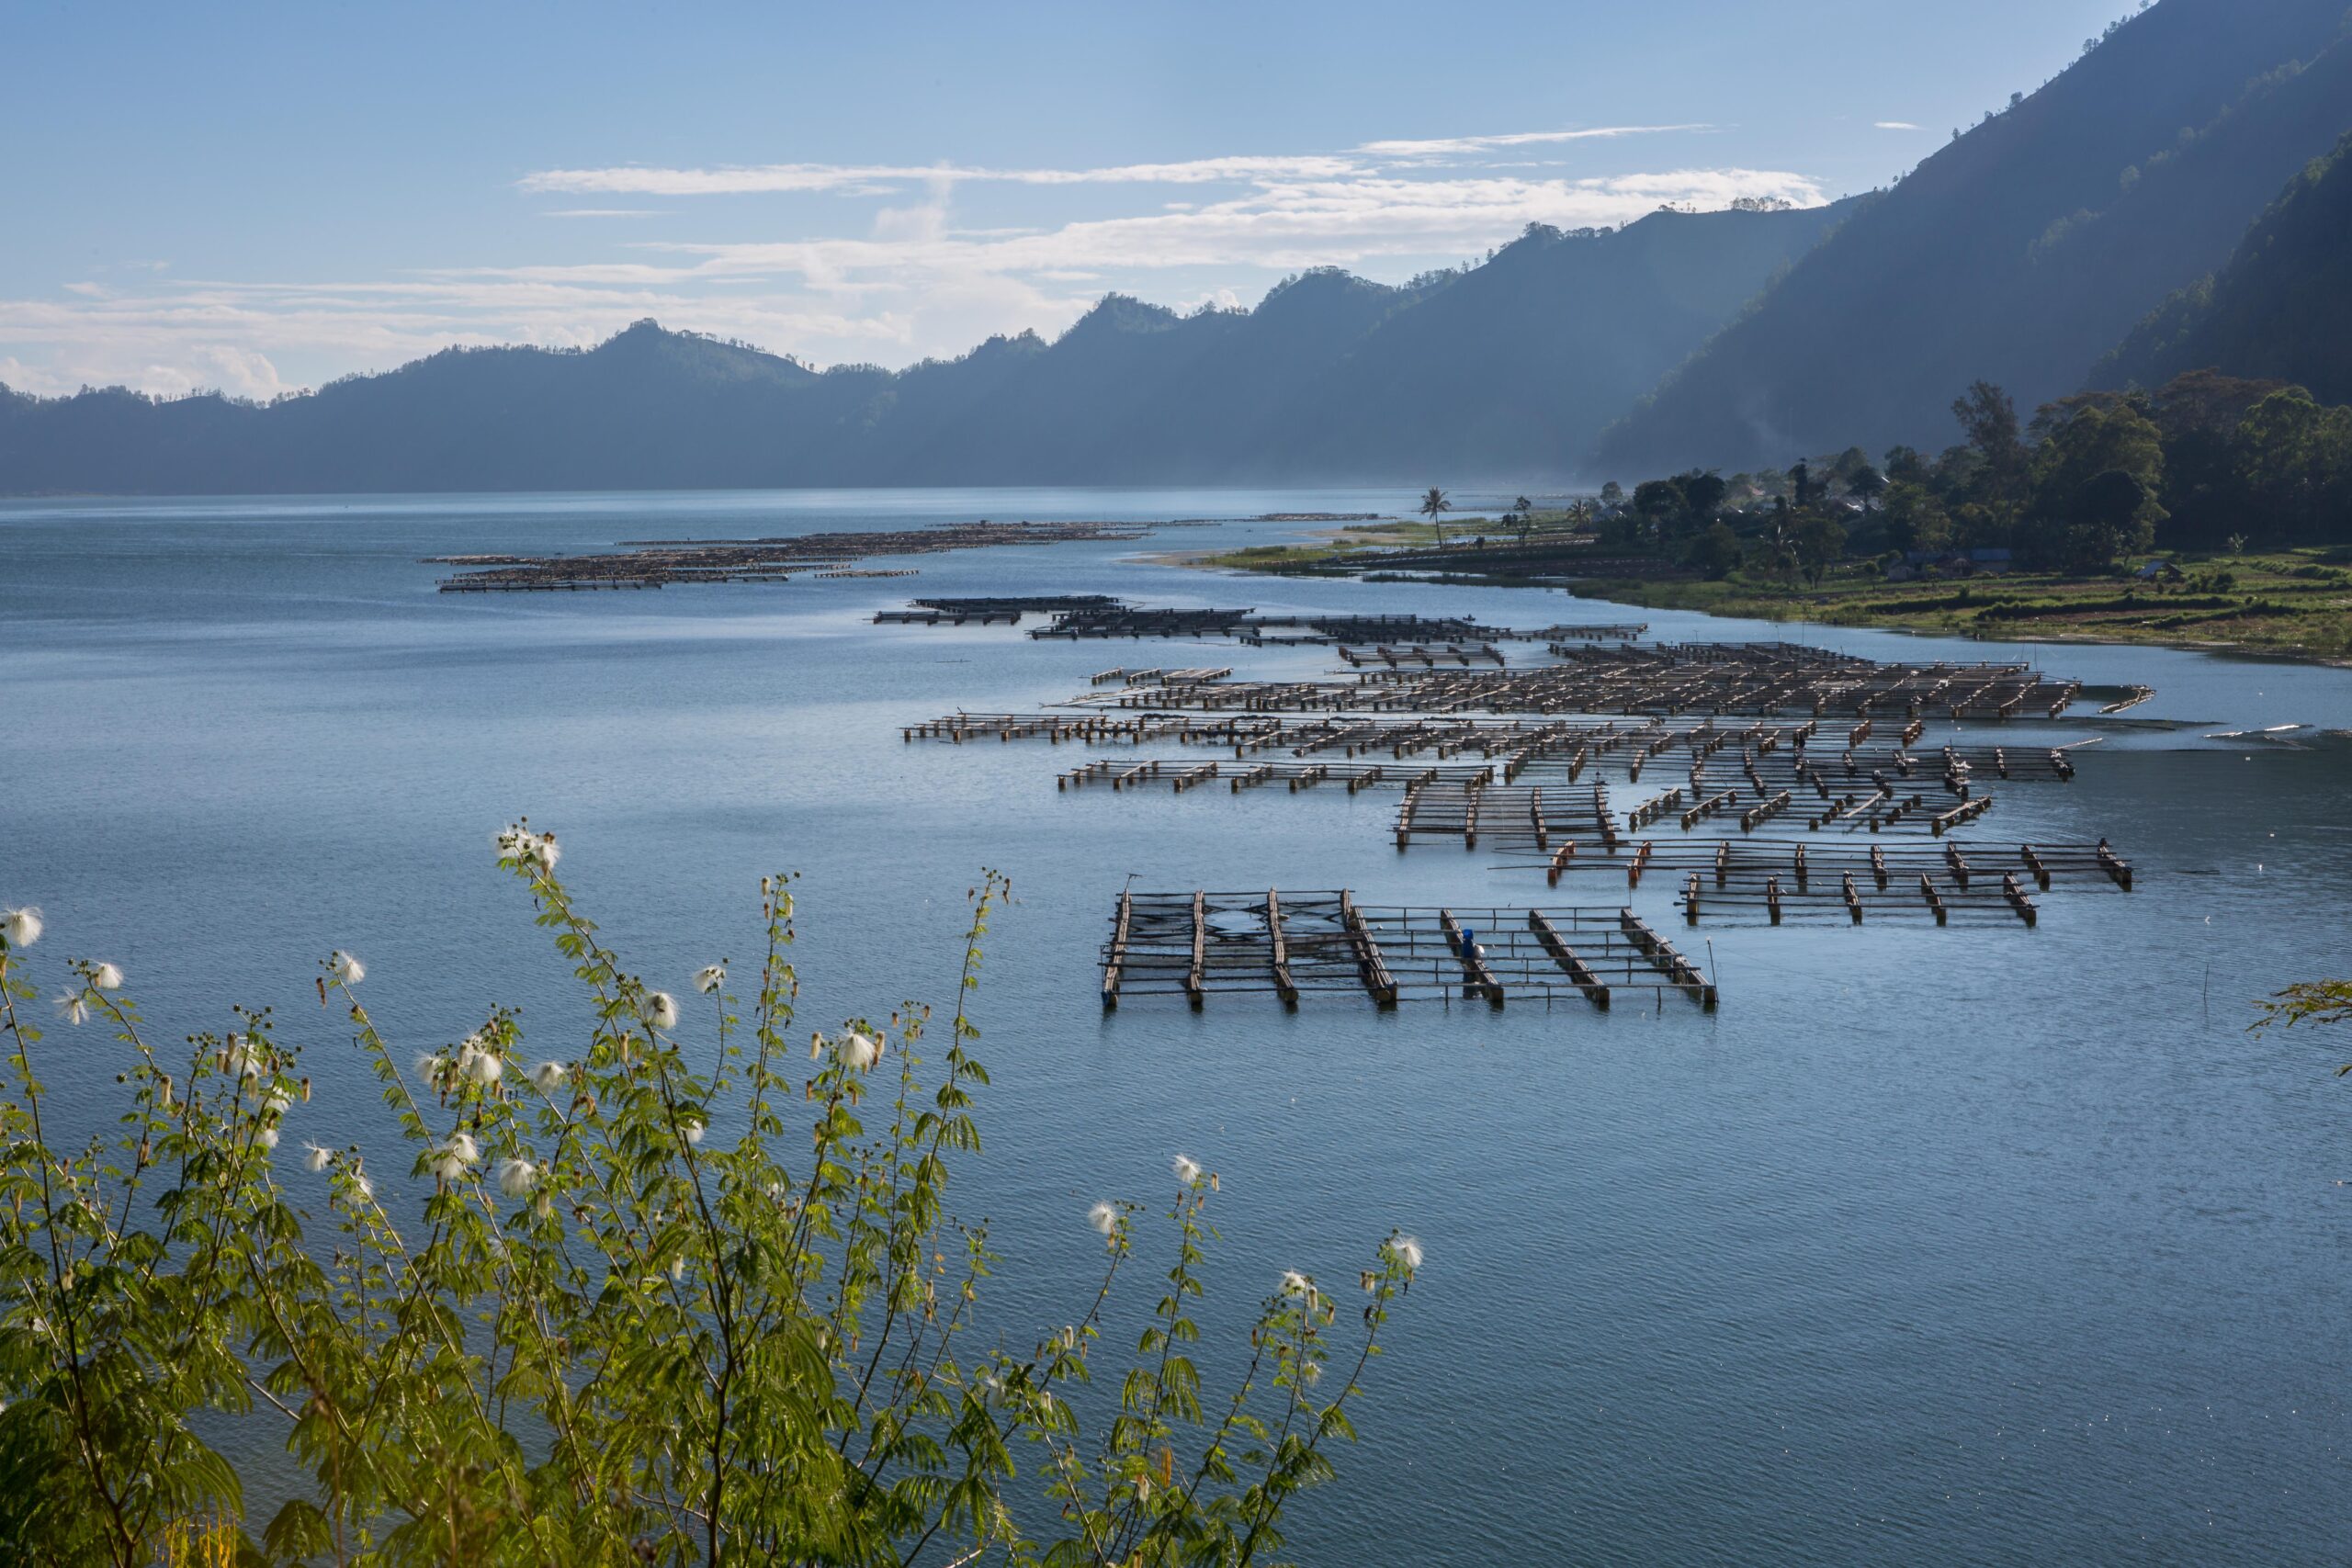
[1594,0,2352,475]
[2100,129,2352,402]
[0,203,1849,495]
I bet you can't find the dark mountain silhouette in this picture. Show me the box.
[1594,0,2352,475]
[0,203,1849,494]
[2099,128,2352,402]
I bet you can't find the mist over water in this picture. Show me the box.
[4,489,2350,1564]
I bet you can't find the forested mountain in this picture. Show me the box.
[2100,128,2352,402]
[0,203,1849,495]
[1594,0,2352,475]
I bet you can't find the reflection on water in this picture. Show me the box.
[3,490,2350,1563]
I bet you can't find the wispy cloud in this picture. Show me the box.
[1353,125,1712,157]
[539,208,663,219]
[1873,120,1921,130]
[520,154,1365,197]
[516,128,1716,199]
[631,167,1828,281]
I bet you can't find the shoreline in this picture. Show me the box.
[1164,536,2352,670]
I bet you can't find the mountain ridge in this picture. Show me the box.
[0,204,1851,494]
[2099,127,2352,401]
[1592,0,2352,474]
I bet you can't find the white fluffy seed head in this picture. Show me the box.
[428,1134,478,1181]
[1088,1201,1118,1238]
[531,1060,567,1094]
[683,1121,705,1146]
[54,991,89,1026]
[257,1127,279,1150]
[1279,1269,1317,1303]
[459,1048,503,1087]
[226,1034,266,1079]
[497,1157,537,1199]
[1390,1235,1424,1271]
[2,907,42,948]
[495,826,560,869]
[89,963,123,991]
[1171,1154,1203,1186]
[695,964,727,995]
[303,1143,333,1174]
[329,951,365,985]
[641,992,679,1032]
[837,1030,883,1072]
[414,1052,448,1089]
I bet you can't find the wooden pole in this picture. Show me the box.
[1266,890,1298,1007]
[1340,892,1398,1007]
[1185,891,1206,1008]
[1102,890,1132,1009]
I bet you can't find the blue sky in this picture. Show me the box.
[1,0,2140,398]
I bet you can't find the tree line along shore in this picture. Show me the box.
[1194,369,2352,664]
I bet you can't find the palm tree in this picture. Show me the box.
[1513,495,1535,545]
[1419,487,1452,547]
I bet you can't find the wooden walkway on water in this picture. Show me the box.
[1100,890,1716,1010]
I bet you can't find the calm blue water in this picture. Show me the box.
[4,489,2351,1564]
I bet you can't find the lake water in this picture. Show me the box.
[4,489,2350,1564]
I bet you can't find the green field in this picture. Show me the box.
[1566,551,2352,661]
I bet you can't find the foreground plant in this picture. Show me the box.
[0,830,1418,1565]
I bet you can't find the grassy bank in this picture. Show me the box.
[1190,515,1575,570]
[1566,553,2352,660]
[1183,533,2352,661]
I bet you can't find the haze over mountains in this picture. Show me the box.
[0,203,1848,493]
[2101,125,2352,405]
[1597,0,2352,473]
[5,0,2350,495]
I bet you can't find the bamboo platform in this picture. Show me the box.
[901,713,2101,793]
[431,521,1148,592]
[1057,757,1496,793]
[1393,780,1619,852]
[1502,835,2134,922]
[1071,644,2083,719]
[1099,890,1716,1010]
[1536,624,1649,641]
[1335,642,1507,668]
[1029,605,1645,645]
[876,608,1021,626]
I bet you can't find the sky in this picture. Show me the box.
[0,0,2143,399]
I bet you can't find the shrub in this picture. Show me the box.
[0,836,1416,1565]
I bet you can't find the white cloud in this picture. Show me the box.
[518,130,1719,199]
[1353,124,1712,158]
[1873,121,1921,130]
[641,167,1827,281]
[520,153,1366,197]
[539,208,662,219]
